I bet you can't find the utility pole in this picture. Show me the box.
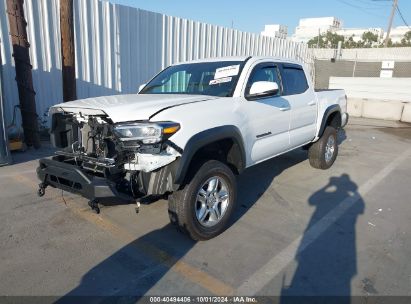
[317,28,321,48]
[384,0,398,47]
[6,0,41,148]
[60,0,77,102]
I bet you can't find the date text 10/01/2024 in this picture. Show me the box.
[149,296,257,303]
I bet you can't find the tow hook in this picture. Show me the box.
[88,199,100,214]
[135,201,141,214]
[37,183,47,197]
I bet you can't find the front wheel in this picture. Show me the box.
[308,126,338,170]
[168,160,237,241]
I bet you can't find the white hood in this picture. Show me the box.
[51,94,218,123]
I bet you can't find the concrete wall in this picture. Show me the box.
[329,77,411,103]
[346,98,410,122]
[330,77,411,122]
[362,100,405,121]
[311,47,411,61]
[312,48,411,123]
[314,59,411,89]
[401,104,411,123]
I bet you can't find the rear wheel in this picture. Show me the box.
[308,126,338,170]
[168,160,237,240]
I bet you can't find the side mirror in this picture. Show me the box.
[138,83,146,93]
[247,81,279,99]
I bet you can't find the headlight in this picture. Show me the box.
[113,122,180,144]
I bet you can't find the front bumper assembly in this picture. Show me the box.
[36,158,135,205]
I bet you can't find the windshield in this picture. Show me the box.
[140,61,244,97]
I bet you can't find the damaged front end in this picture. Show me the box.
[36,108,182,207]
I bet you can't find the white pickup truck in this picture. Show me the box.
[37,56,348,240]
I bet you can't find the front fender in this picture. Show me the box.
[174,125,246,185]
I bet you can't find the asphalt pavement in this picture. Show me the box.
[0,118,410,302]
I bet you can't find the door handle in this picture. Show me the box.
[308,100,317,106]
[279,107,291,111]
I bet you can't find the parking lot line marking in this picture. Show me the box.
[237,147,411,296]
[11,174,234,296]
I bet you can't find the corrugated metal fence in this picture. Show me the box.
[0,0,312,126]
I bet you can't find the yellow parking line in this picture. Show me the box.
[12,173,234,296]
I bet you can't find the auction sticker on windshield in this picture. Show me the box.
[214,65,240,79]
[209,77,232,85]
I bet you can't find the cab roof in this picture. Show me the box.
[173,56,302,66]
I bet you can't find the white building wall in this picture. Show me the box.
[299,17,341,28]
[336,28,384,43]
[0,0,311,126]
[261,24,288,39]
[293,17,388,45]
[386,26,411,44]
[293,17,342,42]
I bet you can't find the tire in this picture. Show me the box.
[168,160,237,241]
[308,126,338,170]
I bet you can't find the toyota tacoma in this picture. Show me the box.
[37,56,348,240]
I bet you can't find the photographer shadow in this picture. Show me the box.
[280,174,365,303]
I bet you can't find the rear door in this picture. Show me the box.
[280,64,317,148]
[240,62,291,163]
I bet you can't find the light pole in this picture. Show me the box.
[384,0,399,47]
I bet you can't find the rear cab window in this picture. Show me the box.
[281,64,309,96]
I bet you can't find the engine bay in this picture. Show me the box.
[48,112,181,198]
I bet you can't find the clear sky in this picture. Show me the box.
[109,0,411,35]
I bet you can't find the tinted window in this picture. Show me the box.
[140,61,244,97]
[281,67,308,95]
[246,65,282,97]
[148,71,192,93]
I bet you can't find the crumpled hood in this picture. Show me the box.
[51,94,218,123]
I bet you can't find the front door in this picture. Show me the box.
[240,62,291,164]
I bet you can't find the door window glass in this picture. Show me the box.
[247,65,282,97]
[281,67,309,95]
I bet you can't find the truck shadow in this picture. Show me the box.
[338,128,347,145]
[231,148,308,226]
[56,149,309,302]
[56,223,196,303]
